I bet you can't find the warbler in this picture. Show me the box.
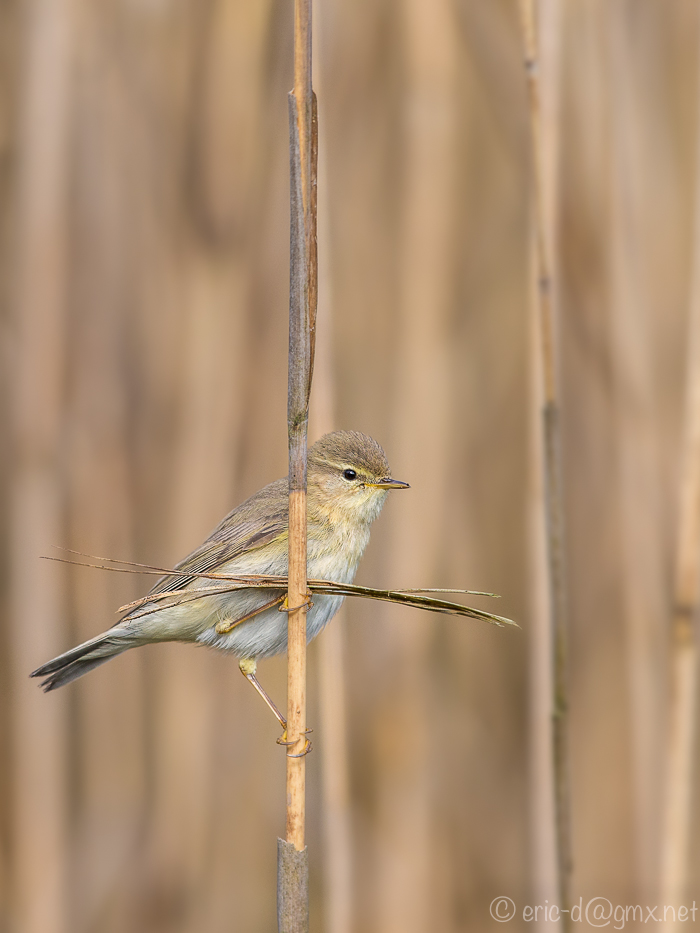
[31,431,408,731]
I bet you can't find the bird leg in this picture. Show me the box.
[239,657,286,727]
[238,658,312,756]
[216,595,285,634]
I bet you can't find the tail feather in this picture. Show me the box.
[30,631,133,691]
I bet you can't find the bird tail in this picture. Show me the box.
[30,629,135,691]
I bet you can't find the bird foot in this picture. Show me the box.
[276,727,313,757]
[278,592,314,613]
[288,737,313,758]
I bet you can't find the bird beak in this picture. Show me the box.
[367,477,410,490]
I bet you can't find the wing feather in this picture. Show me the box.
[143,478,289,599]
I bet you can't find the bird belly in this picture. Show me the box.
[196,539,363,658]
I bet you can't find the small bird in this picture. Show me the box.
[31,431,409,736]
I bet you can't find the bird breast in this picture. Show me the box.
[306,518,372,584]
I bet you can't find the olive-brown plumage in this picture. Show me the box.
[31,431,409,694]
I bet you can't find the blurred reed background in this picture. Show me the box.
[1,1,699,931]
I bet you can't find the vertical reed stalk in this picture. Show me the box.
[375,0,456,928]
[607,5,666,897]
[279,0,317,929]
[10,1,73,931]
[519,1,572,925]
[659,30,700,925]
[527,4,561,919]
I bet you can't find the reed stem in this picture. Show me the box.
[518,1,572,925]
[659,25,700,924]
[279,0,317,929]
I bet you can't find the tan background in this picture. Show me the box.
[1,0,699,931]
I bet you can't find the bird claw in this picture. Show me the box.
[278,592,314,613]
[276,727,313,757]
[287,737,312,758]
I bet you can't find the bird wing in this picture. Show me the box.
[144,478,289,599]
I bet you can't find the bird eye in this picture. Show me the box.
[343,469,357,481]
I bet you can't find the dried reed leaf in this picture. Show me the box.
[42,551,516,628]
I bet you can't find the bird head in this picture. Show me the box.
[307,431,409,525]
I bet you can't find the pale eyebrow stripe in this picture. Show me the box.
[314,459,356,471]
